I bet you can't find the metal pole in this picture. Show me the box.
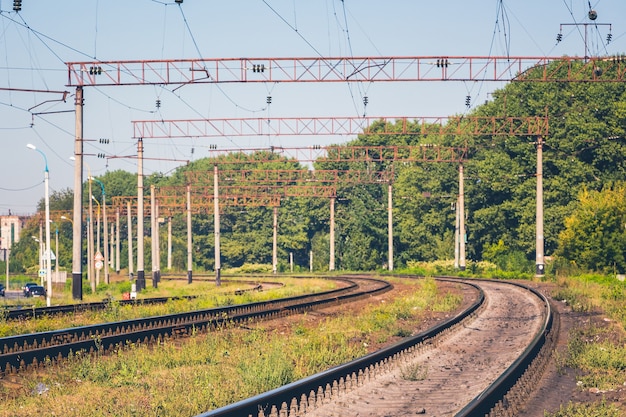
[72,86,83,300]
[136,139,145,291]
[536,136,545,276]
[186,184,192,284]
[329,197,335,271]
[213,165,221,286]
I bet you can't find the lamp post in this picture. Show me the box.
[90,177,109,284]
[27,144,52,307]
[92,195,101,287]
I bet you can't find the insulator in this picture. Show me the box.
[99,138,110,144]
[436,59,440,68]
[266,96,272,104]
[444,59,449,67]
[156,99,161,108]
[252,64,265,73]
[606,33,612,44]
[556,33,563,43]
[13,0,21,12]
[97,153,106,159]
[175,0,183,3]
[363,96,368,106]
[465,95,471,107]
[593,66,602,77]
[588,9,597,21]
[209,144,217,150]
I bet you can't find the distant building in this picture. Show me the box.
[0,215,28,261]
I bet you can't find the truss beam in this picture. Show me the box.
[66,56,626,86]
[186,169,394,184]
[133,116,549,139]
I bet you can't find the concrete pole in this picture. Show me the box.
[536,136,545,276]
[459,164,466,271]
[387,184,394,271]
[136,139,145,291]
[44,169,51,307]
[454,197,460,270]
[71,86,83,300]
[95,198,100,287]
[186,184,192,284]
[102,190,109,284]
[127,201,134,279]
[213,165,221,286]
[88,178,94,292]
[167,216,172,270]
[115,207,120,274]
[155,198,161,284]
[329,197,335,271]
[55,226,59,276]
[309,250,313,272]
[39,221,43,278]
[109,222,114,276]
[272,207,278,274]
[150,184,157,288]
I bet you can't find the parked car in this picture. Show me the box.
[22,282,39,296]
[0,283,5,297]
[26,285,46,297]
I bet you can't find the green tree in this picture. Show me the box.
[556,182,626,273]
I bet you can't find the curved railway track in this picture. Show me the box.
[197,278,555,417]
[0,276,390,375]
[0,278,272,320]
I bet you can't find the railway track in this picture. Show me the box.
[0,276,390,375]
[0,278,271,320]
[197,278,555,417]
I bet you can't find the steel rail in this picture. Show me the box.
[196,277,553,417]
[0,277,389,375]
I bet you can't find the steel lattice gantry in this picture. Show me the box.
[67,55,626,86]
[132,115,549,139]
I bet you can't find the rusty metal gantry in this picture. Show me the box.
[132,115,549,139]
[67,55,626,86]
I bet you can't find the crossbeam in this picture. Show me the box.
[203,145,467,163]
[133,116,549,139]
[66,55,626,86]
[186,169,394,184]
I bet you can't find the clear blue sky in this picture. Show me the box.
[1,0,625,214]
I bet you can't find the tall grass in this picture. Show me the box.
[0,277,460,417]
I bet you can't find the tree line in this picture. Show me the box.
[7,60,626,275]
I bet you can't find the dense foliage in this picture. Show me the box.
[7,60,626,275]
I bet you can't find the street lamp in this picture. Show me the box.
[27,143,52,307]
[92,195,102,286]
[90,177,109,284]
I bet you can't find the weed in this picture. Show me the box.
[544,400,621,417]
[400,362,428,381]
